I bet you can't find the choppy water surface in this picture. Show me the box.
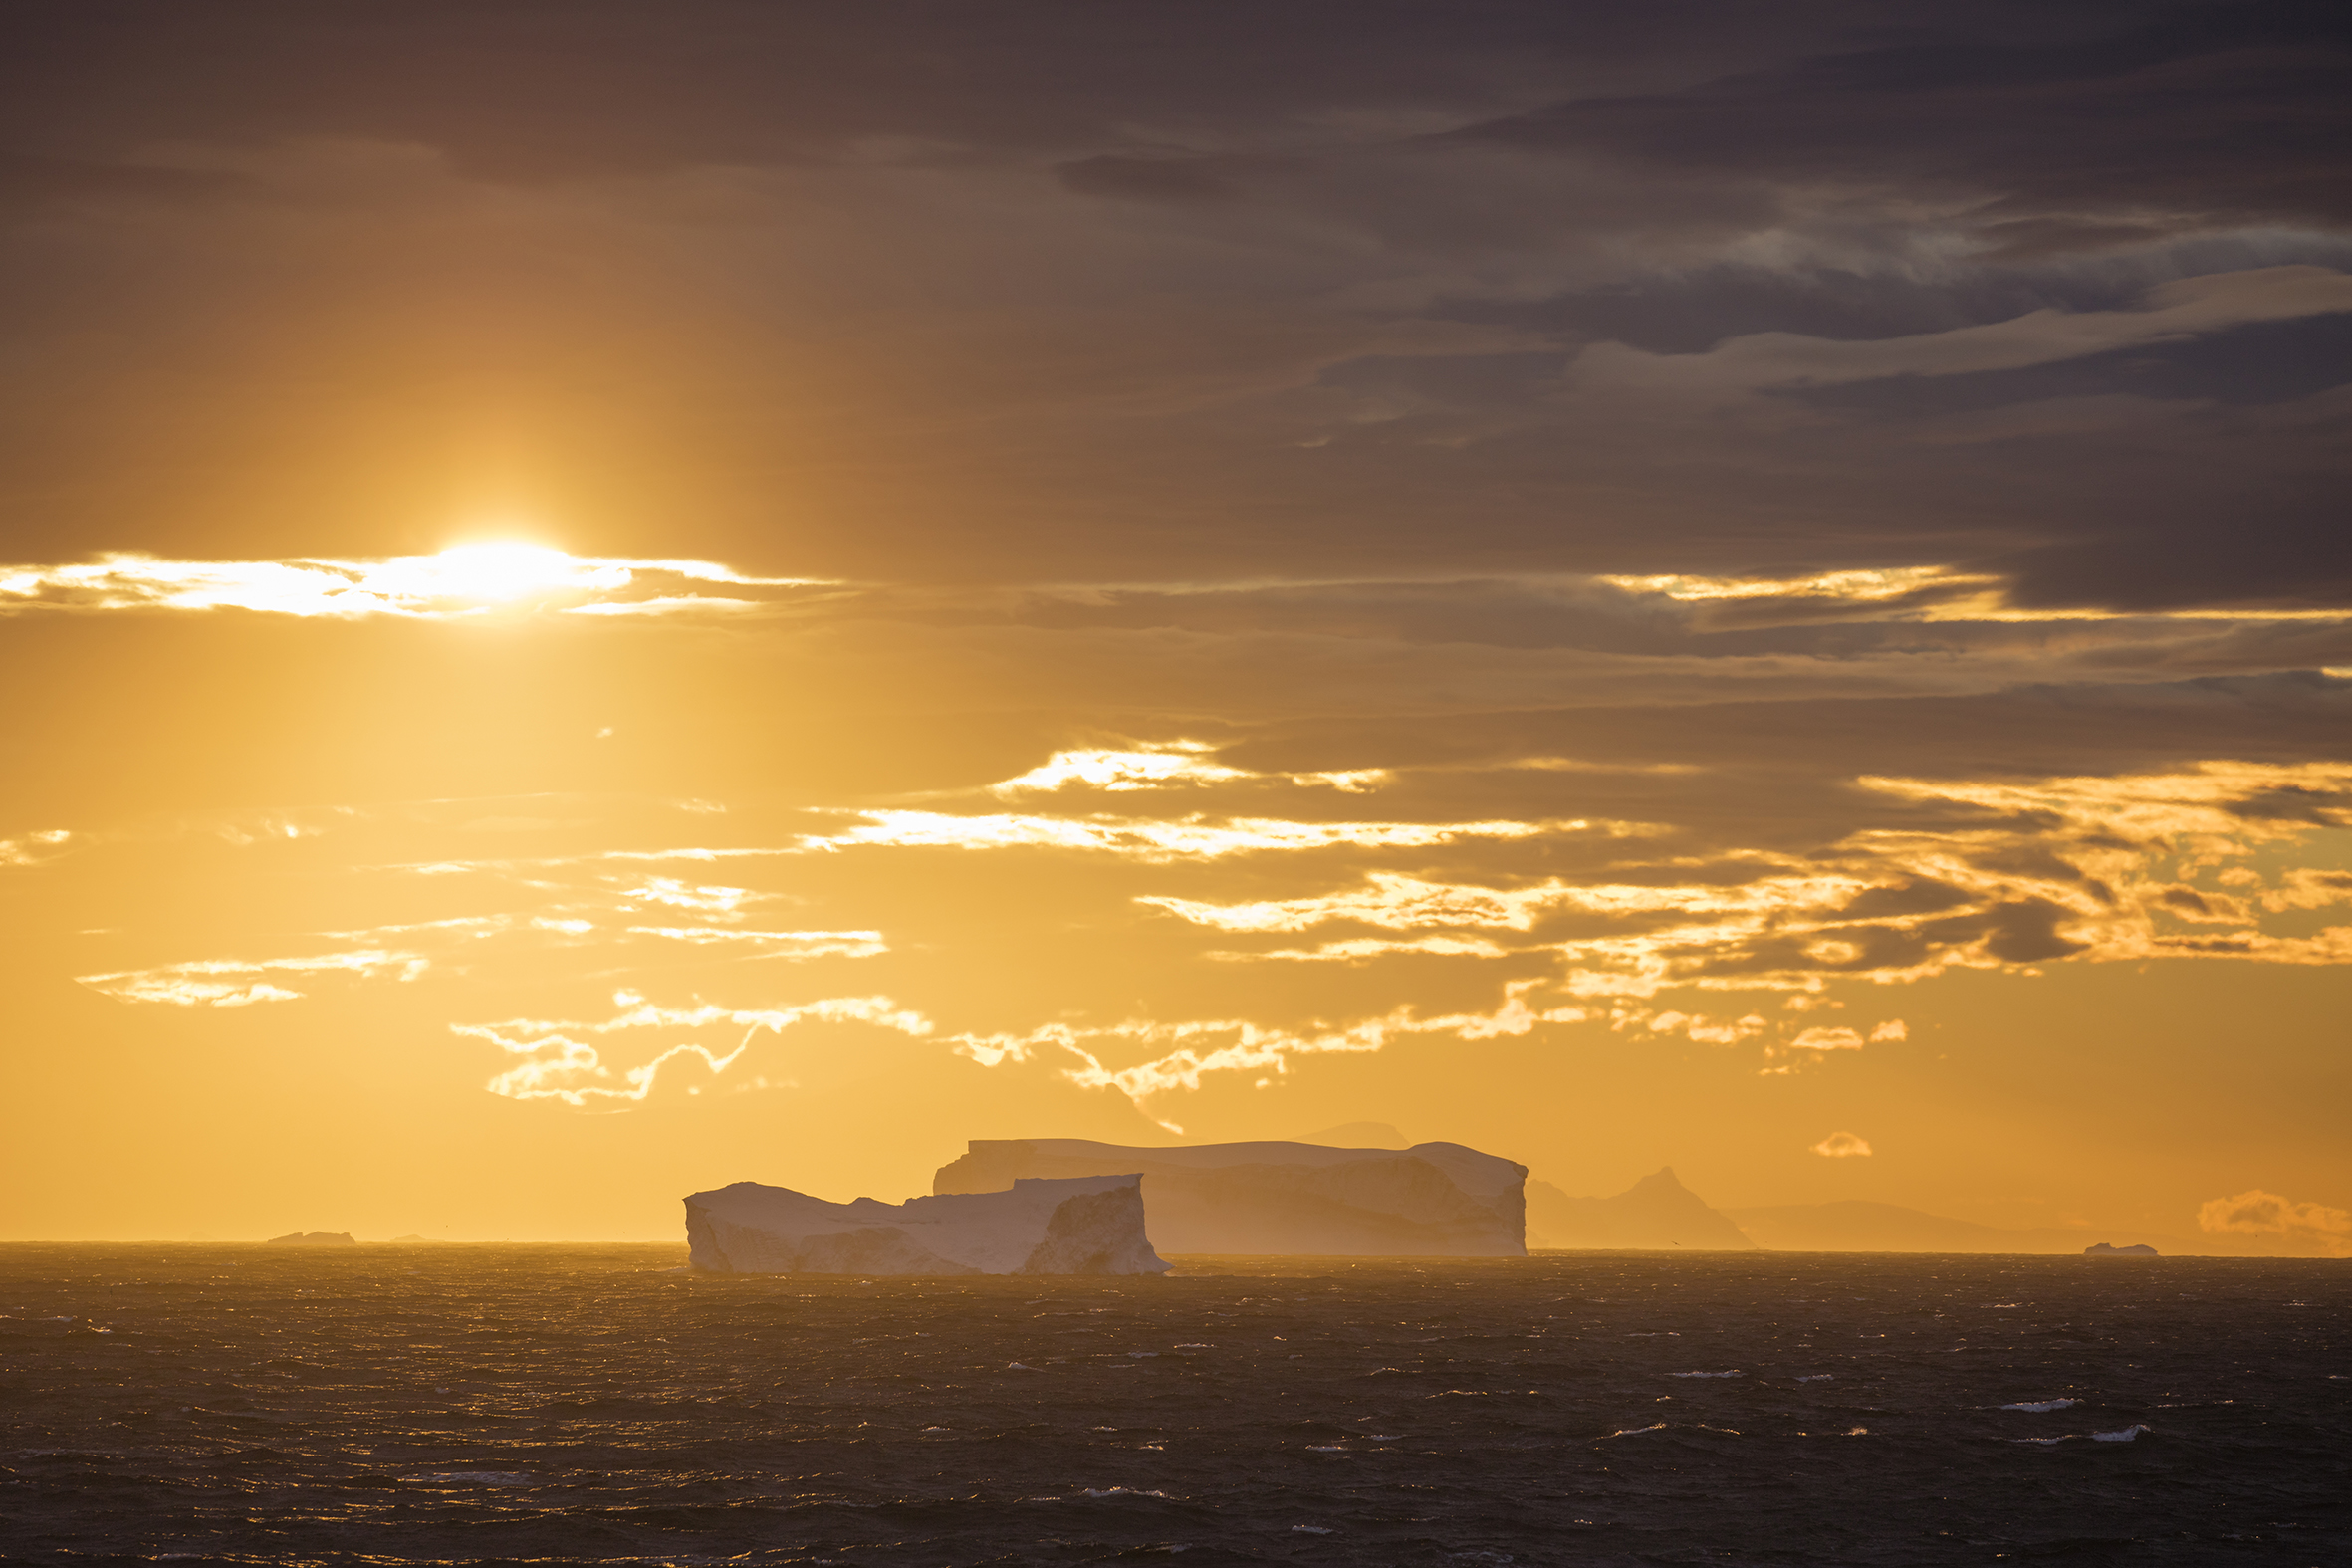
[1,1246,2345,1565]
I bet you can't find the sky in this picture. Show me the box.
[1,0,2347,1251]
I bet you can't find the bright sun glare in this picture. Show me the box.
[411,543,589,602]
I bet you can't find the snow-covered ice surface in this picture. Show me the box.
[684,1174,1169,1276]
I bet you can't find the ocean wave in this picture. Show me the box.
[2000,1399,2082,1412]
[2010,1424,2153,1446]
[1668,1370,1743,1378]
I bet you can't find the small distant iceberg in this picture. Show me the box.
[685,1174,1168,1275]
[2084,1241,2159,1257]
[266,1231,355,1245]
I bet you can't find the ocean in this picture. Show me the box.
[1,1245,2343,1565]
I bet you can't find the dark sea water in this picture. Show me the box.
[1,1246,2345,1566]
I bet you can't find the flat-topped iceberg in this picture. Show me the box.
[935,1138,1528,1255]
[684,1174,1169,1275]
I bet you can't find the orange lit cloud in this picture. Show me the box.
[0,546,826,619]
[50,753,2352,1116]
[947,983,1590,1131]
[2198,1189,2352,1257]
[800,809,1579,860]
[460,994,936,1106]
[1811,1131,1874,1158]
[990,742,1388,796]
[78,949,430,1008]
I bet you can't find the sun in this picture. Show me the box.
[421,542,586,602]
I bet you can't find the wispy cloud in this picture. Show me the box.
[990,741,1387,795]
[947,983,1589,1131]
[43,757,2352,1113]
[0,545,829,619]
[802,808,1588,860]
[78,949,428,1007]
[459,993,936,1105]
[1133,763,2352,1000]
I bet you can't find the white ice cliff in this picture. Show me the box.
[683,1174,1170,1275]
[934,1139,1528,1255]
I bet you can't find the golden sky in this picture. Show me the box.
[2,2,2347,1252]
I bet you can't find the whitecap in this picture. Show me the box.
[1083,1486,1172,1498]
[1599,1422,1668,1440]
[1008,1361,1040,1371]
[2000,1399,2081,1412]
[2092,1424,2151,1442]
[1306,1444,1347,1452]
[1794,1374,1834,1382]
[1292,1524,1335,1534]
[1127,1350,1160,1358]
[1668,1370,1743,1378]
[409,1470,532,1485]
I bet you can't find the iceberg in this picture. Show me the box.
[684,1174,1169,1275]
[933,1138,1528,1255]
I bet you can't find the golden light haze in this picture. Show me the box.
[2,6,2347,1255]
[2,547,2346,1251]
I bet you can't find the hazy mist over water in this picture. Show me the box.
[1,1246,2344,1565]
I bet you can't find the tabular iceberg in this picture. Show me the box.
[684,1174,1169,1275]
[934,1139,1529,1255]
